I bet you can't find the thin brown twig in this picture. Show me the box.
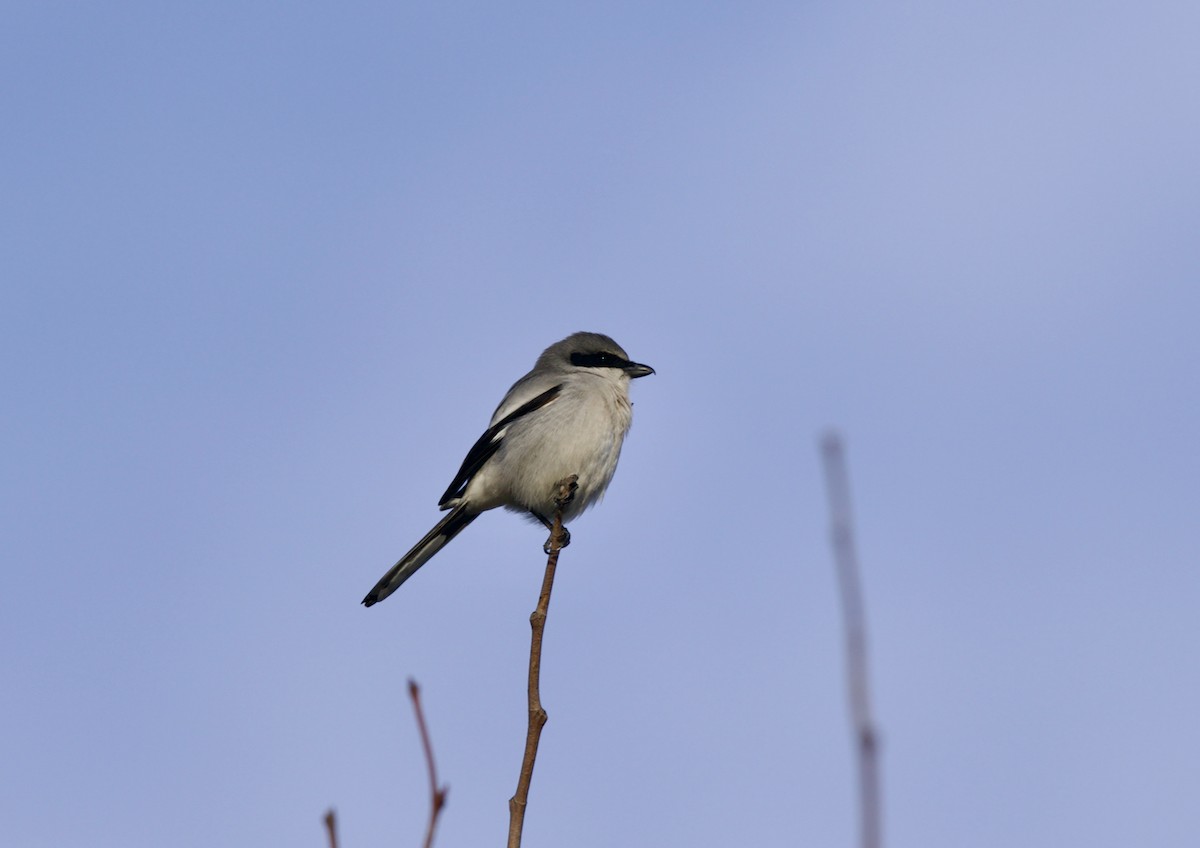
[323,808,338,848]
[820,432,882,848]
[408,678,449,848]
[507,475,577,848]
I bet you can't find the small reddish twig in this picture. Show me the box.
[408,678,449,848]
[323,808,338,848]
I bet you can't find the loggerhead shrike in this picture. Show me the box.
[362,331,654,607]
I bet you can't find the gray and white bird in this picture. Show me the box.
[362,331,654,607]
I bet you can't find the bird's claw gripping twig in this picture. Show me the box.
[555,475,579,508]
[543,526,570,555]
[536,475,578,554]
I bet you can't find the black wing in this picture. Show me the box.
[438,384,563,507]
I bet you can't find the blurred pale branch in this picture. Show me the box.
[820,433,882,848]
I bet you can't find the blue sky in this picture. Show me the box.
[4,2,1199,846]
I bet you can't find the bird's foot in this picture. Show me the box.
[555,475,579,508]
[543,525,571,555]
[535,476,578,553]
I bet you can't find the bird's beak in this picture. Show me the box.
[625,361,655,378]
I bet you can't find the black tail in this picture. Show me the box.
[362,505,478,607]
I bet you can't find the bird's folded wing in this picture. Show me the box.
[438,383,563,507]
